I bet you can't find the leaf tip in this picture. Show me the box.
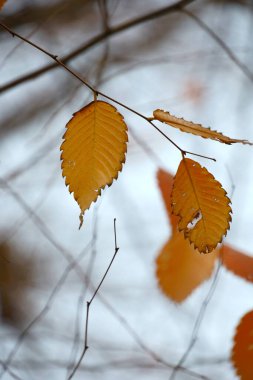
[60,100,128,225]
[79,212,84,229]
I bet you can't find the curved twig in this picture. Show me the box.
[0,0,195,94]
[0,17,216,162]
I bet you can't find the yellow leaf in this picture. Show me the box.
[231,310,253,380]
[61,100,128,226]
[171,158,231,253]
[0,0,6,10]
[156,232,218,302]
[157,168,253,281]
[153,109,252,145]
[222,245,253,283]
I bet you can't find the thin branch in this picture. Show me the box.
[67,218,120,380]
[0,362,24,380]
[0,241,92,380]
[3,61,102,183]
[0,181,210,380]
[225,163,236,198]
[0,178,76,266]
[128,126,164,166]
[0,0,195,94]
[98,296,211,380]
[0,20,215,162]
[66,207,99,378]
[181,9,253,83]
[169,258,222,380]
[190,355,229,367]
[0,166,58,258]
[97,0,110,32]
[2,355,225,372]
[0,0,66,72]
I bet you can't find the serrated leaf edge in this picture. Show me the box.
[60,100,128,226]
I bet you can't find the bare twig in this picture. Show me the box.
[3,64,100,183]
[128,126,164,166]
[0,0,68,72]
[0,241,92,379]
[0,180,210,380]
[67,218,120,380]
[182,9,253,83]
[0,0,195,94]
[225,164,236,198]
[0,165,58,258]
[0,19,216,162]
[66,208,99,378]
[0,362,24,380]
[97,0,110,32]
[169,256,222,379]
[67,208,98,379]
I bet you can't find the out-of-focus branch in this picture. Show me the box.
[169,259,222,380]
[0,361,23,380]
[0,0,90,29]
[0,241,91,380]
[0,0,195,94]
[0,20,216,162]
[0,179,210,380]
[182,9,253,83]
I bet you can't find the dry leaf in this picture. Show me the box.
[153,109,252,145]
[156,168,253,301]
[156,232,217,302]
[0,0,6,10]
[231,310,253,380]
[171,158,232,253]
[157,168,178,231]
[222,245,253,283]
[61,100,128,226]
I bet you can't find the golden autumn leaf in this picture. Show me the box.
[155,168,253,301]
[171,158,232,253]
[156,232,217,302]
[0,0,6,10]
[61,100,128,226]
[157,168,178,231]
[152,109,252,145]
[231,310,253,380]
[222,245,253,283]
[156,167,218,302]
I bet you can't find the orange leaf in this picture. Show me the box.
[171,158,232,253]
[156,232,217,302]
[222,245,253,283]
[61,100,128,227]
[157,168,178,230]
[153,109,252,145]
[231,310,253,380]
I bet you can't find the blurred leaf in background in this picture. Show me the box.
[0,240,37,328]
